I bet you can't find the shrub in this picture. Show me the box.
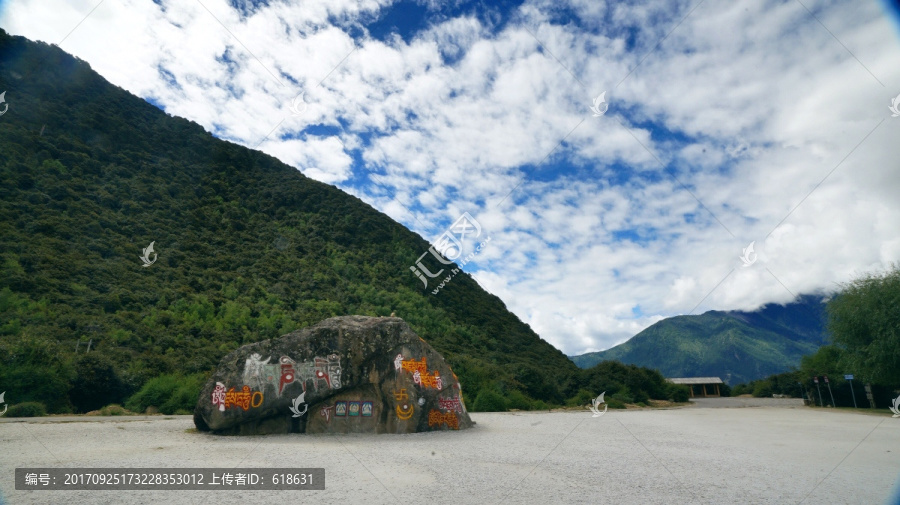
[606,397,627,409]
[666,384,691,403]
[506,390,532,410]
[566,389,595,407]
[70,353,127,413]
[531,400,550,411]
[611,387,635,405]
[5,402,47,417]
[630,388,650,404]
[98,404,133,416]
[752,382,773,398]
[731,384,750,396]
[126,373,206,415]
[472,389,508,412]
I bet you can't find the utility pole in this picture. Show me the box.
[824,375,835,407]
[813,376,823,407]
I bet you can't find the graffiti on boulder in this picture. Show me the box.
[394,389,414,420]
[211,383,264,412]
[243,353,342,397]
[428,409,459,430]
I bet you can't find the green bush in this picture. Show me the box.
[566,389,596,407]
[752,382,773,398]
[5,402,47,417]
[125,373,206,415]
[70,353,127,413]
[731,384,750,396]
[666,384,691,403]
[611,387,635,405]
[506,390,532,410]
[0,335,74,413]
[531,400,550,410]
[471,389,508,412]
[606,397,626,409]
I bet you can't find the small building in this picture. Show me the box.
[666,377,724,398]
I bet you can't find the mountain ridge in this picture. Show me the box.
[0,29,578,410]
[569,295,829,384]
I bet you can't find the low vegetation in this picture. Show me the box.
[4,402,47,418]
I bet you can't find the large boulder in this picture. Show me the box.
[194,316,473,435]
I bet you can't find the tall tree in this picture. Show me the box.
[827,264,900,385]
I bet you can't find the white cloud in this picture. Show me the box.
[2,0,899,356]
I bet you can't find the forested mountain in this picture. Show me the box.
[570,296,829,385]
[0,30,588,412]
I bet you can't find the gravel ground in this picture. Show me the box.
[2,404,899,505]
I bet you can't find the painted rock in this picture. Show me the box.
[194,315,473,435]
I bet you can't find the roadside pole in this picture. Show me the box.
[865,383,876,409]
[813,376,823,407]
[824,375,835,408]
[845,374,857,409]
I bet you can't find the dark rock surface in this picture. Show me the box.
[194,316,473,435]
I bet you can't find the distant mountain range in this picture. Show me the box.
[569,295,829,384]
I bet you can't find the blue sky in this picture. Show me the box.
[2,0,900,355]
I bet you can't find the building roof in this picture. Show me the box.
[666,377,724,385]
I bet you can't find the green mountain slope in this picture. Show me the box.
[570,296,828,384]
[0,30,581,411]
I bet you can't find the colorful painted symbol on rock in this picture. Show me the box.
[400,357,427,375]
[428,409,459,430]
[438,396,464,413]
[394,389,414,420]
[211,383,264,412]
[397,356,443,390]
[243,353,341,397]
[413,369,442,389]
[320,400,374,422]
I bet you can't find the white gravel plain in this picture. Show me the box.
[2,402,900,505]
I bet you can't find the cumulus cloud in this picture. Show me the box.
[2,0,898,355]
